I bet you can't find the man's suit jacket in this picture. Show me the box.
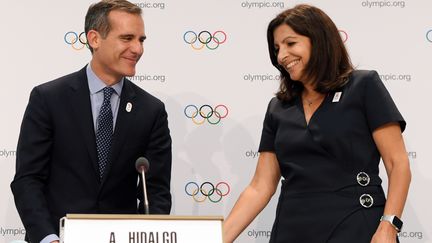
[11,66,172,243]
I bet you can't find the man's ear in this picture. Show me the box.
[87,30,101,51]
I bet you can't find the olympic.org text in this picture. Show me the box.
[0,149,16,158]
[247,230,271,238]
[245,150,259,159]
[379,73,411,82]
[128,74,166,83]
[241,1,284,9]
[361,0,405,8]
[244,73,280,82]
[399,231,423,240]
[134,2,165,10]
[0,227,26,236]
[245,229,422,239]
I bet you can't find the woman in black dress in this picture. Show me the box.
[224,4,411,243]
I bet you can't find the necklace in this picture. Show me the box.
[303,94,324,106]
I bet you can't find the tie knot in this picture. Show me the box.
[102,87,115,101]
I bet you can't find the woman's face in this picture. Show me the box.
[273,24,312,83]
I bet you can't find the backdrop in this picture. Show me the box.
[0,0,430,242]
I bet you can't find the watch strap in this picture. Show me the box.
[380,215,403,232]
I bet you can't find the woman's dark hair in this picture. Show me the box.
[267,4,353,102]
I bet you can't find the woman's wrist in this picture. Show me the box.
[377,220,399,235]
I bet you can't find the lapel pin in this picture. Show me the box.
[332,92,342,103]
[126,102,132,112]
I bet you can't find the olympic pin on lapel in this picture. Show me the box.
[126,102,132,112]
[332,92,342,102]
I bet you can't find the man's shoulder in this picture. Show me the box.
[35,67,86,93]
[124,78,164,107]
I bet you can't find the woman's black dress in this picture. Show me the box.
[259,70,405,242]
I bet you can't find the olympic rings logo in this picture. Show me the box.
[184,104,228,125]
[339,30,348,43]
[183,30,227,50]
[185,181,230,203]
[426,29,432,43]
[64,31,89,50]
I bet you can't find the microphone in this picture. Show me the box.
[135,157,150,214]
[135,157,150,173]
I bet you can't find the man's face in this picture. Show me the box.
[91,10,145,82]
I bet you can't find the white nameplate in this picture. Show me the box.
[60,214,223,243]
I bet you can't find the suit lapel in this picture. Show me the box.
[101,79,137,185]
[67,67,100,179]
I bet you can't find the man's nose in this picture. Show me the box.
[131,40,143,54]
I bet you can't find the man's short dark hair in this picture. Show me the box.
[85,0,142,53]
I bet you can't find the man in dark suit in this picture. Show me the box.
[10,1,172,242]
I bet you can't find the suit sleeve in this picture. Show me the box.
[139,102,172,214]
[10,87,57,243]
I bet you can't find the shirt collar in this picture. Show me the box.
[86,63,124,95]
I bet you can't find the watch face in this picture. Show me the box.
[392,216,403,231]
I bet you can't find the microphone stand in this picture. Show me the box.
[140,168,149,215]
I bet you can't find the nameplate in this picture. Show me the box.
[60,214,223,243]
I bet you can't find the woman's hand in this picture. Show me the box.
[371,221,398,243]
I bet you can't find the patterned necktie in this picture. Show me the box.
[96,87,115,180]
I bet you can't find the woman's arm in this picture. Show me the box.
[223,152,281,243]
[371,123,411,242]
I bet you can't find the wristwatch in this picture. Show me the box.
[380,215,403,232]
